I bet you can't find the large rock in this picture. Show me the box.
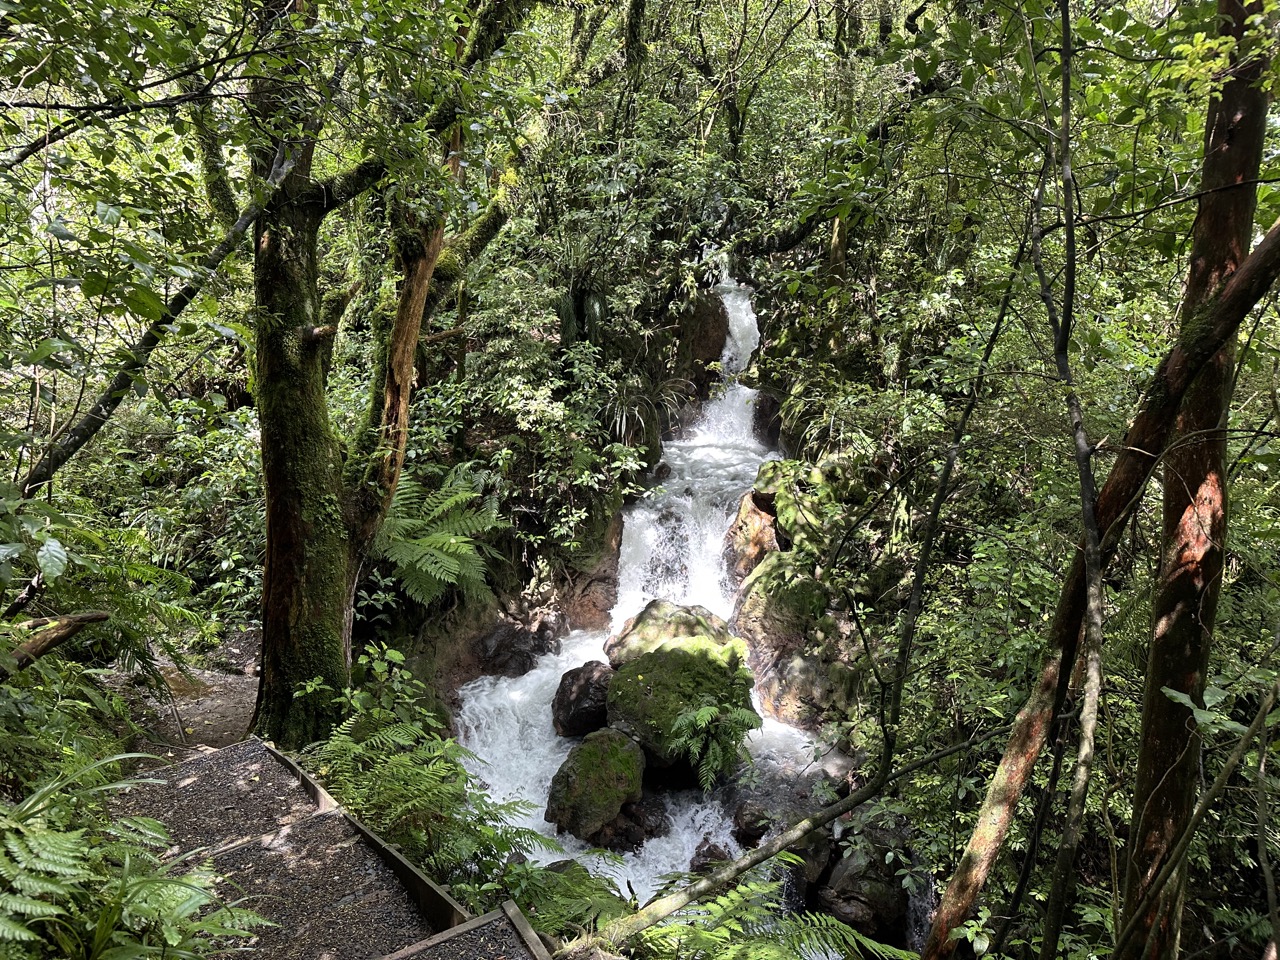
[690,836,731,874]
[732,552,831,727]
[674,294,731,399]
[589,795,671,852]
[722,490,781,587]
[605,636,758,775]
[545,729,645,841]
[816,826,910,942]
[563,513,624,631]
[604,599,736,668]
[552,661,614,737]
[475,608,567,678]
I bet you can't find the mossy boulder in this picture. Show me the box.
[606,636,758,772]
[545,729,645,841]
[604,599,736,668]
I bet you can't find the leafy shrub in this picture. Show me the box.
[301,645,550,911]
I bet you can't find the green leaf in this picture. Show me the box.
[122,285,167,321]
[36,538,68,579]
[94,201,123,226]
[45,221,77,243]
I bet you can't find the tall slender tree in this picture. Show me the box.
[1120,2,1271,956]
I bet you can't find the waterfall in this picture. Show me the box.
[456,281,816,903]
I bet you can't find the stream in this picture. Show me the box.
[457,281,819,904]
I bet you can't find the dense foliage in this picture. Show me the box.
[2,0,1278,957]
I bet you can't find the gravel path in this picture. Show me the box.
[212,811,435,959]
[114,739,316,855]
[383,915,535,960]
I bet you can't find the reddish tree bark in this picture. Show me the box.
[1120,3,1269,957]
[925,4,1277,949]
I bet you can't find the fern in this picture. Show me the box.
[0,761,264,958]
[670,702,762,791]
[373,472,508,608]
[303,646,551,913]
[638,856,914,960]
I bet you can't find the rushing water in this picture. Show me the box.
[457,281,817,903]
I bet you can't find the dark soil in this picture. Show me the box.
[212,811,436,959]
[113,739,316,854]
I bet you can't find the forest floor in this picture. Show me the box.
[139,627,261,751]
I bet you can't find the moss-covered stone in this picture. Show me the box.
[604,599,736,668]
[544,729,645,840]
[606,637,757,770]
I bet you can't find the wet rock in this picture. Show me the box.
[475,607,567,678]
[753,390,783,449]
[816,827,910,942]
[715,754,861,898]
[545,729,645,841]
[674,294,731,399]
[589,794,671,852]
[604,599,736,668]
[563,513,624,631]
[731,552,831,728]
[722,489,781,587]
[690,836,731,873]
[606,636,758,774]
[552,661,614,737]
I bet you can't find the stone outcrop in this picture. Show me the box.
[604,599,735,668]
[731,552,831,727]
[690,836,731,874]
[815,825,910,941]
[589,794,671,852]
[721,489,781,587]
[474,607,567,678]
[552,661,614,737]
[562,513,624,631]
[545,729,645,841]
[674,293,731,400]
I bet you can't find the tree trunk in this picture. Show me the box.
[0,612,110,680]
[1120,4,1268,955]
[925,15,1280,944]
[250,198,351,748]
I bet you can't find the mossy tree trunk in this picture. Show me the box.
[251,193,354,745]
[244,0,541,750]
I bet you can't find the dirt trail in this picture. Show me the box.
[145,628,261,750]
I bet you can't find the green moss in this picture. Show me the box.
[739,552,829,628]
[608,599,736,666]
[545,728,645,839]
[606,639,757,767]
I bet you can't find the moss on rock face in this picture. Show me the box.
[606,637,758,773]
[604,599,736,667]
[545,729,645,840]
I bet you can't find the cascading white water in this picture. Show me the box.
[457,281,816,903]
